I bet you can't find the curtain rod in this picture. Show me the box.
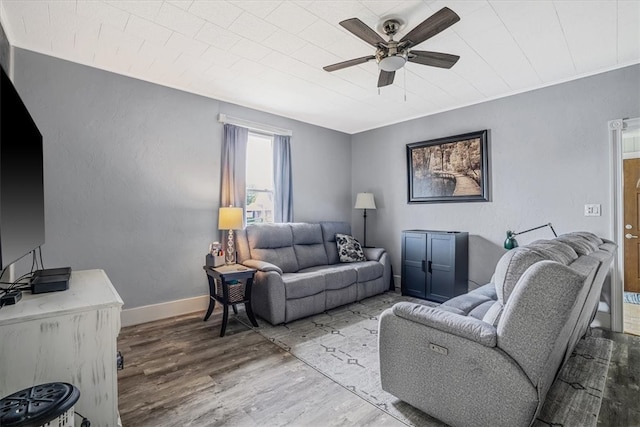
[218,113,293,136]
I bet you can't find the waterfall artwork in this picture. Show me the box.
[407,130,489,203]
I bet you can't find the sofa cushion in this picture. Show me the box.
[291,223,329,269]
[599,242,616,253]
[320,221,352,264]
[570,231,604,247]
[493,241,577,307]
[336,233,366,262]
[469,283,497,299]
[442,291,494,319]
[555,232,602,255]
[482,301,503,326]
[493,248,548,305]
[527,240,578,264]
[299,264,357,290]
[282,272,325,300]
[247,224,299,273]
[353,261,383,282]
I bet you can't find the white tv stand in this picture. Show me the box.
[0,269,123,426]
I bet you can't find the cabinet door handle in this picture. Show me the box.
[428,260,432,273]
[421,260,426,272]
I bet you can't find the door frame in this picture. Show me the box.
[609,117,640,332]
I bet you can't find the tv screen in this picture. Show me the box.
[0,66,45,270]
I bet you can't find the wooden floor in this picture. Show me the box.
[118,307,640,427]
[623,302,640,336]
[117,308,403,426]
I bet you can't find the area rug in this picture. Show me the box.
[624,291,640,305]
[241,293,612,427]
[534,336,612,427]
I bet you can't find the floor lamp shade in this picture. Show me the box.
[354,193,376,210]
[218,207,243,264]
[354,193,376,247]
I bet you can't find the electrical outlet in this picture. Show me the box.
[584,204,601,216]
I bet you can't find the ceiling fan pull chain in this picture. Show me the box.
[402,66,407,101]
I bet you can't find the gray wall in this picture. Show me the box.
[12,48,351,309]
[11,46,640,307]
[351,64,640,289]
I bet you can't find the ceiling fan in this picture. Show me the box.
[323,7,461,88]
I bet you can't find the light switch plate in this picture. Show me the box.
[584,204,601,216]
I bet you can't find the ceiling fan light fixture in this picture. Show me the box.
[323,7,461,87]
[379,55,406,72]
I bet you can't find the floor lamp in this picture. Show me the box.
[354,192,376,247]
[218,206,244,264]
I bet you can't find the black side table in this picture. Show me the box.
[203,264,258,337]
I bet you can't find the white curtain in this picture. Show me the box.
[273,134,293,222]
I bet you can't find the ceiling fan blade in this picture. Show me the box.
[377,70,395,88]
[399,7,460,48]
[408,51,460,69]
[340,18,386,47]
[323,55,376,72]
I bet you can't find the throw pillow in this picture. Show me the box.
[335,233,366,263]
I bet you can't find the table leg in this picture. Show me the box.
[244,277,258,327]
[220,278,230,337]
[204,296,216,321]
[232,304,238,315]
[220,303,229,337]
[204,275,216,321]
[245,302,258,327]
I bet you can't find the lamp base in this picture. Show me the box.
[225,229,236,265]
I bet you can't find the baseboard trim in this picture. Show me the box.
[121,295,209,327]
[592,310,611,330]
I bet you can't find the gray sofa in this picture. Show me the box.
[236,221,391,325]
[379,232,615,427]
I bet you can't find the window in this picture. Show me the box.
[246,132,274,224]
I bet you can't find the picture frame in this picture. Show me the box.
[407,130,489,203]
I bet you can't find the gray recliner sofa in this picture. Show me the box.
[236,221,391,325]
[379,232,615,427]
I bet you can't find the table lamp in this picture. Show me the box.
[354,192,376,247]
[504,223,557,250]
[218,206,243,264]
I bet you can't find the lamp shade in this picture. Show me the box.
[504,231,518,250]
[354,193,376,210]
[218,207,243,230]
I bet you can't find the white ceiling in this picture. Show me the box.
[1,0,639,134]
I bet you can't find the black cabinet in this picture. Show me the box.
[401,230,468,303]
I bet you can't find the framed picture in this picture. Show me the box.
[407,130,489,203]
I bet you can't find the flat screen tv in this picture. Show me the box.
[0,66,45,270]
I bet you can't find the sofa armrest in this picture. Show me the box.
[363,247,385,262]
[379,307,537,427]
[242,259,283,275]
[392,302,497,347]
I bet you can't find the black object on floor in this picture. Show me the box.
[0,382,80,426]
